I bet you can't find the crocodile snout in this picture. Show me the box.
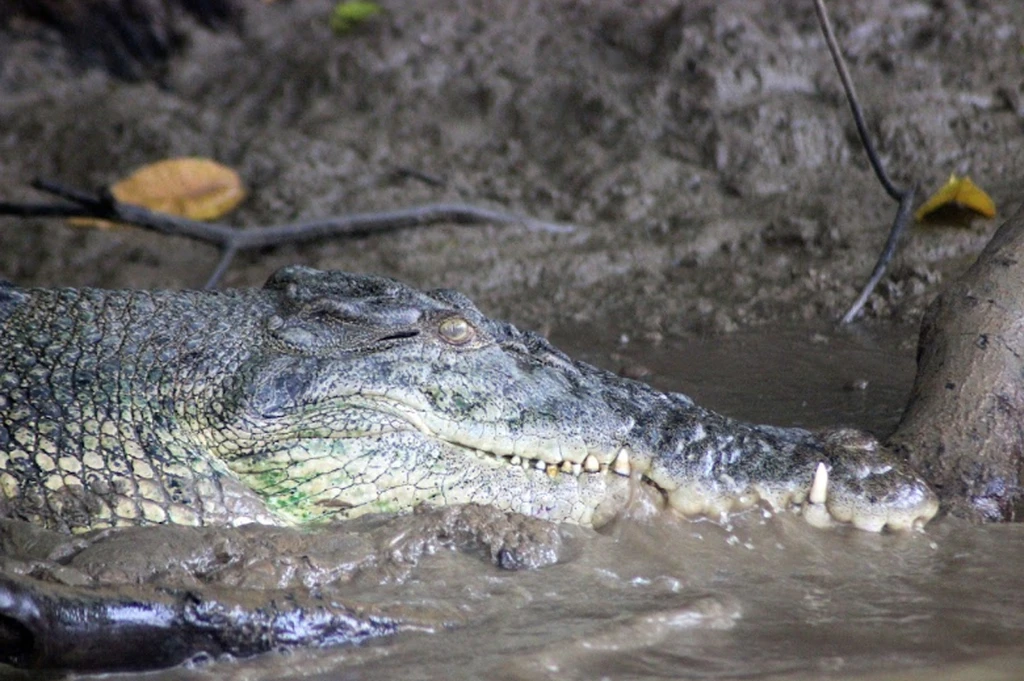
[803,429,940,532]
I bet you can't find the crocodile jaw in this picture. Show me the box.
[417,419,941,533]
[653,468,939,532]
[642,445,940,533]
[227,394,939,532]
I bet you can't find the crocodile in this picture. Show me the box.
[0,265,938,534]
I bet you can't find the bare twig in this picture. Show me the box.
[813,0,916,324]
[392,166,447,188]
[0,179,575,288]
[839,185,917,324]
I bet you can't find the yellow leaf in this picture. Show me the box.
[113,157,246,220]
[914,174,996,223]
[70,157,246,229]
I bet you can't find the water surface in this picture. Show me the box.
[8,326,1024,681]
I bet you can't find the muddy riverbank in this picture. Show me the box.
[2,0,1021,336]
[2,1,1024,679]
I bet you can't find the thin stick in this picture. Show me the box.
[232,203,574,249]
[1,181,575,288]
[204,245,239,290]
[812,0,916,323]
[813,0,903,202]
[840,184,917,325]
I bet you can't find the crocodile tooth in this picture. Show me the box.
[510,455,522,466]
[523,438,563,465]
[583,454,600,473]
[571,462,582,476]
[809,462,828,505]
[558,439,588,465]
[535,460,546,471]
[561,461,573,473]
[587,446,618,466]
[612,448,631,477]
[546,464,559,478]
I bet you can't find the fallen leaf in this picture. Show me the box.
[112,157,246,220]
[914,174,996,223]
[70,157,246,229]
[330,1,382,34]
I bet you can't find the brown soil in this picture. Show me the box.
[2,0,1022,342]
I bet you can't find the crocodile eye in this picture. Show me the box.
[438,316,474,345]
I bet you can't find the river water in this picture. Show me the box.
[7,326,1024,681]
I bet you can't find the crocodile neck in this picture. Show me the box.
[0,287,279,530]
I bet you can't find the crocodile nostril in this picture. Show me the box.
[377,329,420,343]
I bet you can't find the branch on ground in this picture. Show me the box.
[0,179,574,288]
[812,0,917,325]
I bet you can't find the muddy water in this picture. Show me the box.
[554,324,920,435]
[7,326,1022,681]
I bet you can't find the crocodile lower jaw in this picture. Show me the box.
[453,441,937,532]
[655,462,939,533]
[664,480,937,532]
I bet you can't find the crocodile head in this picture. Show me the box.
[211,266,937,531]
[212,266,635,526]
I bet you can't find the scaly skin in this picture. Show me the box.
[0,266,938,534]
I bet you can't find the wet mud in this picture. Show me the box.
[2,0,1021,333]
[0,505,561,671]
[2,0,1024,679]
